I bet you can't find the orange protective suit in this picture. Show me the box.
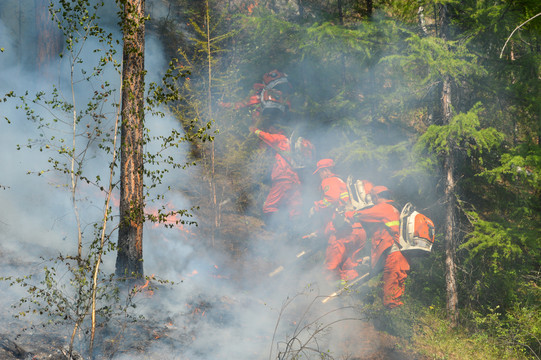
[313,174,366,281]
[220,70,291,126]
[325,222,366,281]
[252,128,301,218]
[347,200,410,308]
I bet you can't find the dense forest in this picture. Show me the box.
[0,0,539,359]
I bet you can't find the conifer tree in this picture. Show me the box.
[116,0,146,280]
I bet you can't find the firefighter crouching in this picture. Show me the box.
[309,159,367,282]
[345,186,411,308]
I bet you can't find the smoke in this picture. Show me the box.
[0,2,379,360]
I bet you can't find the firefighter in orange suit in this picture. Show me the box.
[345,186,410,308]
[249,126,301,227]
[310,159,366,281]
[221,70,291,128]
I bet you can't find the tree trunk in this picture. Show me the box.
[439,3,459,326]
[443,146,459,325]
[35,0,63,76]
[297,0,304,19]
[116,0,146,280]
[206,0,219,247]
[366,0,373,17]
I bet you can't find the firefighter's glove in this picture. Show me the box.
[333,212,347,230]
[344,211,356,222]
[358,257,371,274]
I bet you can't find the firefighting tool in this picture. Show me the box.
[268,233,325,277]
[268,248,313,277]
[321,271,371,303]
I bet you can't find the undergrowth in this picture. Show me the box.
[411,307,534,360]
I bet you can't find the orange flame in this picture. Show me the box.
[140,279,150,290]
[133,274,155,297]
[188,269,198,277]
[146,203,195,236]
[247,0,258,14]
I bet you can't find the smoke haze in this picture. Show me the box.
[0,2,380,359]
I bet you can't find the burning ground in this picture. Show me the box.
[0,220,425,360]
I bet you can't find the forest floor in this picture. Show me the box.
[0,260,430,359]
[0,214,433,360]
[0,312,426,360]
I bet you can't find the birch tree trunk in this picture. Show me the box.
[439,3,459,326]
[116,0,146,280]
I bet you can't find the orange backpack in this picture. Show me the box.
[346,176,375,211]
[259,71,291,113]
[397,202,436,254]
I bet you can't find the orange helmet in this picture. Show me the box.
[263,70,286,85]
[313,158,334,175]
[371,186,391,200]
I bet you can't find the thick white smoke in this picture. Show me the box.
[0,2,374,360]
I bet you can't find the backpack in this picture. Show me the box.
[397,202,435,255]
[288,134,315,170]
[259,74,291,113]
[346,176,374,211]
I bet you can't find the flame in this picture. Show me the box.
[187,269,198,277]
[212,273,229,279]
[140,279,150,290]
[190,306,206,318]
[247,0,258,14]
[110,191,120,208]
[145,202,195,236]
[133,274,155,297]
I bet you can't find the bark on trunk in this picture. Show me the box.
[366,0,373,17]
[116,0,146,280]
[297,0,304,19]
[206,0,219,247]
[35,0,63,76]
[338,0,344,25]
[440,3,459,326]
[444,140,459,325]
